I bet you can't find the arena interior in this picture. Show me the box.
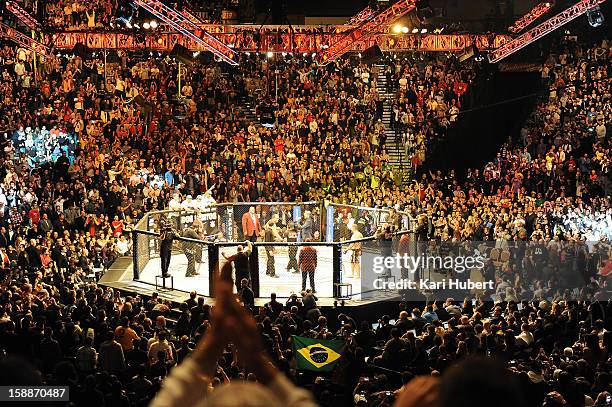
[0,0,610,406]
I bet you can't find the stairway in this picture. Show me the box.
[374,64,411,185]
[240,97,259,124]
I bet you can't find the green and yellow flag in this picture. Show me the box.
[292,335,345,372]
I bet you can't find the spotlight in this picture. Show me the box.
[267,51,274,58]
[421,28,427,33]
[401,26,409,33]
[150,20,158,29]
[143,22,150,29]
[157,37,164,45]
[193,51,200,57]
[302,52,307,57]
[134,23,140,29]
[311,52,316,58]
[126,21,132,29]
[587,6,604,28]
[358,53,362,58]
[412,28,419,33]
[393,24,402,33]
[281,52,287,57]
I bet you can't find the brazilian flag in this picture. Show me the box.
[292,335,345,372]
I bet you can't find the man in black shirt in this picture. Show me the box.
[222,241,253,292]
[159,219,180,278]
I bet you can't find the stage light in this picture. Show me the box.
[303,52,307,57]
[134,23,140,29]
[245,52,250,56]
[358,53,362,58]
[421,28,427,33]
[311,52,316,58]
[393,24,402,33]
[587,6,604,28]
[281,52,287,57]
[193,51,200,57]
[401,26,409,33]
[412,28,419,33]
[157,37,164,45]
[267,51,274,58]
[150,20,158,29]
[126,21,132,29]
[143,22,150,29]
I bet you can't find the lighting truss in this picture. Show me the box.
[489,0,607,63]
[180,7,202,26]
[5,0,41,31]
[133,0,238,65]
[508,1,554,33]
[346,6,376,26]
[0,22,48,55]
[317,0,416,66]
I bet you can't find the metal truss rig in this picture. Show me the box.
[0,22,48,55]
[317,0,416,66]
[5,0,41,31]
[346,6,376,26]
[333,6,376,33]
[489,0,607,63]
[133,0,238,65]
[508,1,554,33]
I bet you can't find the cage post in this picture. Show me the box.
[208,244,219,295]
[250,245,260,297]
[332,243,342,297]
[132,229,139,280]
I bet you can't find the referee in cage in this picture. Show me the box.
[298,239,317,293]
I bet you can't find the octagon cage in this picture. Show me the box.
[132,201,418,301]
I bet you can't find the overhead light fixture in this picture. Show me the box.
[143,22,150,29]
[150,20,158,29]
[421,28,427,33]
[126,21,132,29]
[193,51,200,57]
[267,51,274,58]
[281,52,287,57]
[587,6,604,28]
[393,24,402,33]
[412,28,419,33]
[311,52,316,58]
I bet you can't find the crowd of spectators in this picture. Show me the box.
[44,0,118,31]
[0,32,607,407]
[41,0,243,31]
[386,54,474,171]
